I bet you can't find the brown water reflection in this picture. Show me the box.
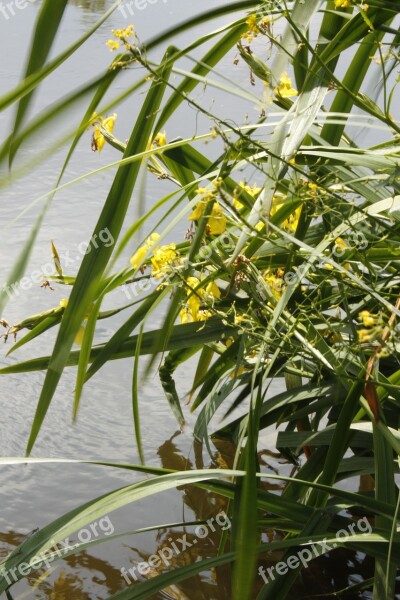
[0,530,124,599]
[68,0,108,12]
[0,434,382,599]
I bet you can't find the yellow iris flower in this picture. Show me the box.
[130,233,160,270]
[92,113,117,152]
[151,243,177,279]
[358,310,378,327]
[153,130,167,147]
[233,181,261,210]
[179,277,220,323]
[188,188,227,235]
[270,196,302,234]
[106,40,120,51]
[274,72,298,98]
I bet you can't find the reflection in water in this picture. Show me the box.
[0,434,392,599]
[0,530,125,599]
[68,0,109,13]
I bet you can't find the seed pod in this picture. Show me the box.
[51,240,63,277]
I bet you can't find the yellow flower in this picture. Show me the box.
[234,182,261,210]
[73,306,94,346]
[106,39,120,51]
[92,113,117,152]
[334,237,348,251]
[187,294,201,319]
[335,0,350,7]
[112,25,135,39]
[93,125,104,152]
[245,14,258,31]
[270,196,302,233]
[241,182,261,197]
[179,307,192,324]
[264,270,285,300]
[274,72,298,98]
[207,203,227,235]
[129,246,148,270]
[103,113,117,134]
[230,365,245,378]
[181,282,202,323]
[188,201,206,222]
[358,310,378,327]
[234,315,246,325]
[186,276,201,293]
[130,233,160,270]
[188,190,227,235]
[196,187,216,201]
[153,130,167,147]
[241,13,259,42]
[88,112,101,128]
[205,281,221,300]
[58,298,84,343]
[179,277,218,324]
[151,243,177,278]
[358,329,373,343]
[198,309,212,321]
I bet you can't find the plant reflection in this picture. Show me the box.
[0,437,380,599]
[68,0,109,12]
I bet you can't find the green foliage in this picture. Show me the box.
[1,1,400,598]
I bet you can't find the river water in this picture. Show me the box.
[0,2,397,598]
[0,2,283,598]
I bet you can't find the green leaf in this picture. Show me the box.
[25,48,178,455]
[132,323,145,464]
[9,0,68,164]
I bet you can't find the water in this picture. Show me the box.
[0,2,282,598]
[0,2,398,598]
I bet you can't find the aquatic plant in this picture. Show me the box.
[1,1,400,598]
